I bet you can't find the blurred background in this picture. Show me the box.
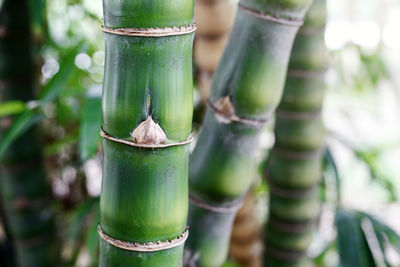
[0,0,400,266]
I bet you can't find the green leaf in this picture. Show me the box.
[39,43,83,103]
[79,97,102,161]
[360,217,386,267]
[0,101,26,117]
[362,212,400,254]
[335,208,375,267]
[84,202,100,262]
[0,110,43,158]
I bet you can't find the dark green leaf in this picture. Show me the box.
[79,97,102,161]
[335,208,375,267]
[362,212,400,254]
[0,110,43,158]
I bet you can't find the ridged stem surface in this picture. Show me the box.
[264,0,328,266]
[194,0,236,103]
[186,1,312,266]
[99,0,194,265]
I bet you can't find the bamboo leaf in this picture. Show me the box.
[79,97,102,161]
[335,208,375,267]
[323,147,341,203]
[362,212,400,254]
[360,218,386,267]
[0,101,26,117]
[0,110,43,158]
[84,203,100,260]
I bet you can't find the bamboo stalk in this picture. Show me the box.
[229,189,263,267]
[0,0,58,266]
[99,0,195,265]
[264,0,328,266]
[186,1,312,266]
[194,0,236,103]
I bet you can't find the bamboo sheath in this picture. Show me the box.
[186,1,312,266]
[0,0,58,266]
[264,0,328,266]
[99,0,195,265]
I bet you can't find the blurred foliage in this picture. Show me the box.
[332,44,390,92]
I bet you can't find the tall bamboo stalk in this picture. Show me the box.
[98,1,195,265]
[194,0,236,103]
[0,0,58,266]
[229,189,263,267]
[185,1,312,266]
[264,0,328,266]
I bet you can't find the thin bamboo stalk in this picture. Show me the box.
[185,1,312,266]
[194,0,236,103]
[0,0,58,266]
[229,189,263,267]
[264,0,328,266]
[99,0,195,265]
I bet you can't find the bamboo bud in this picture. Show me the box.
[213,96,236,123]
[130,116,167,145]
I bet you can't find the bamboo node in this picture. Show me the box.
[98,225,189,252]
[287,68,328,79]
[100,127,193,149]
[265,176,319,199]
[207,98,269,127]
[276,109,322,120]
[130,116,167,145]
[213,96,237,124]
[102,24,196,37]
[189,194,244,214]
[238,4,304,27]
[264,245,306,262]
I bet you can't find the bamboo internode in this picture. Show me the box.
[99,0,194,265]
[187,0,313,266]
[264,0,328,265]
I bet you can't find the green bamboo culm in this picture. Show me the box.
[186,1,313,266]
[99,0,195,266]
[264,0,328,266]
[0,0,58,266]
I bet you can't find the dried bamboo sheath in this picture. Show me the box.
[264,0,328,266]
[99,1,194,265]
[186,1,313,266]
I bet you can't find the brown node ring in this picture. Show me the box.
[102,24,196,37]
[238,4,304,27]
[276,109,322,120]
[189,194,243,214]
[265,176,319,199]
[264,245,306,262]
[268,216,315,234]
[272,146,325,160]
[287,68,328,79]
[98,225,189,252]
[100,127,193,149]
